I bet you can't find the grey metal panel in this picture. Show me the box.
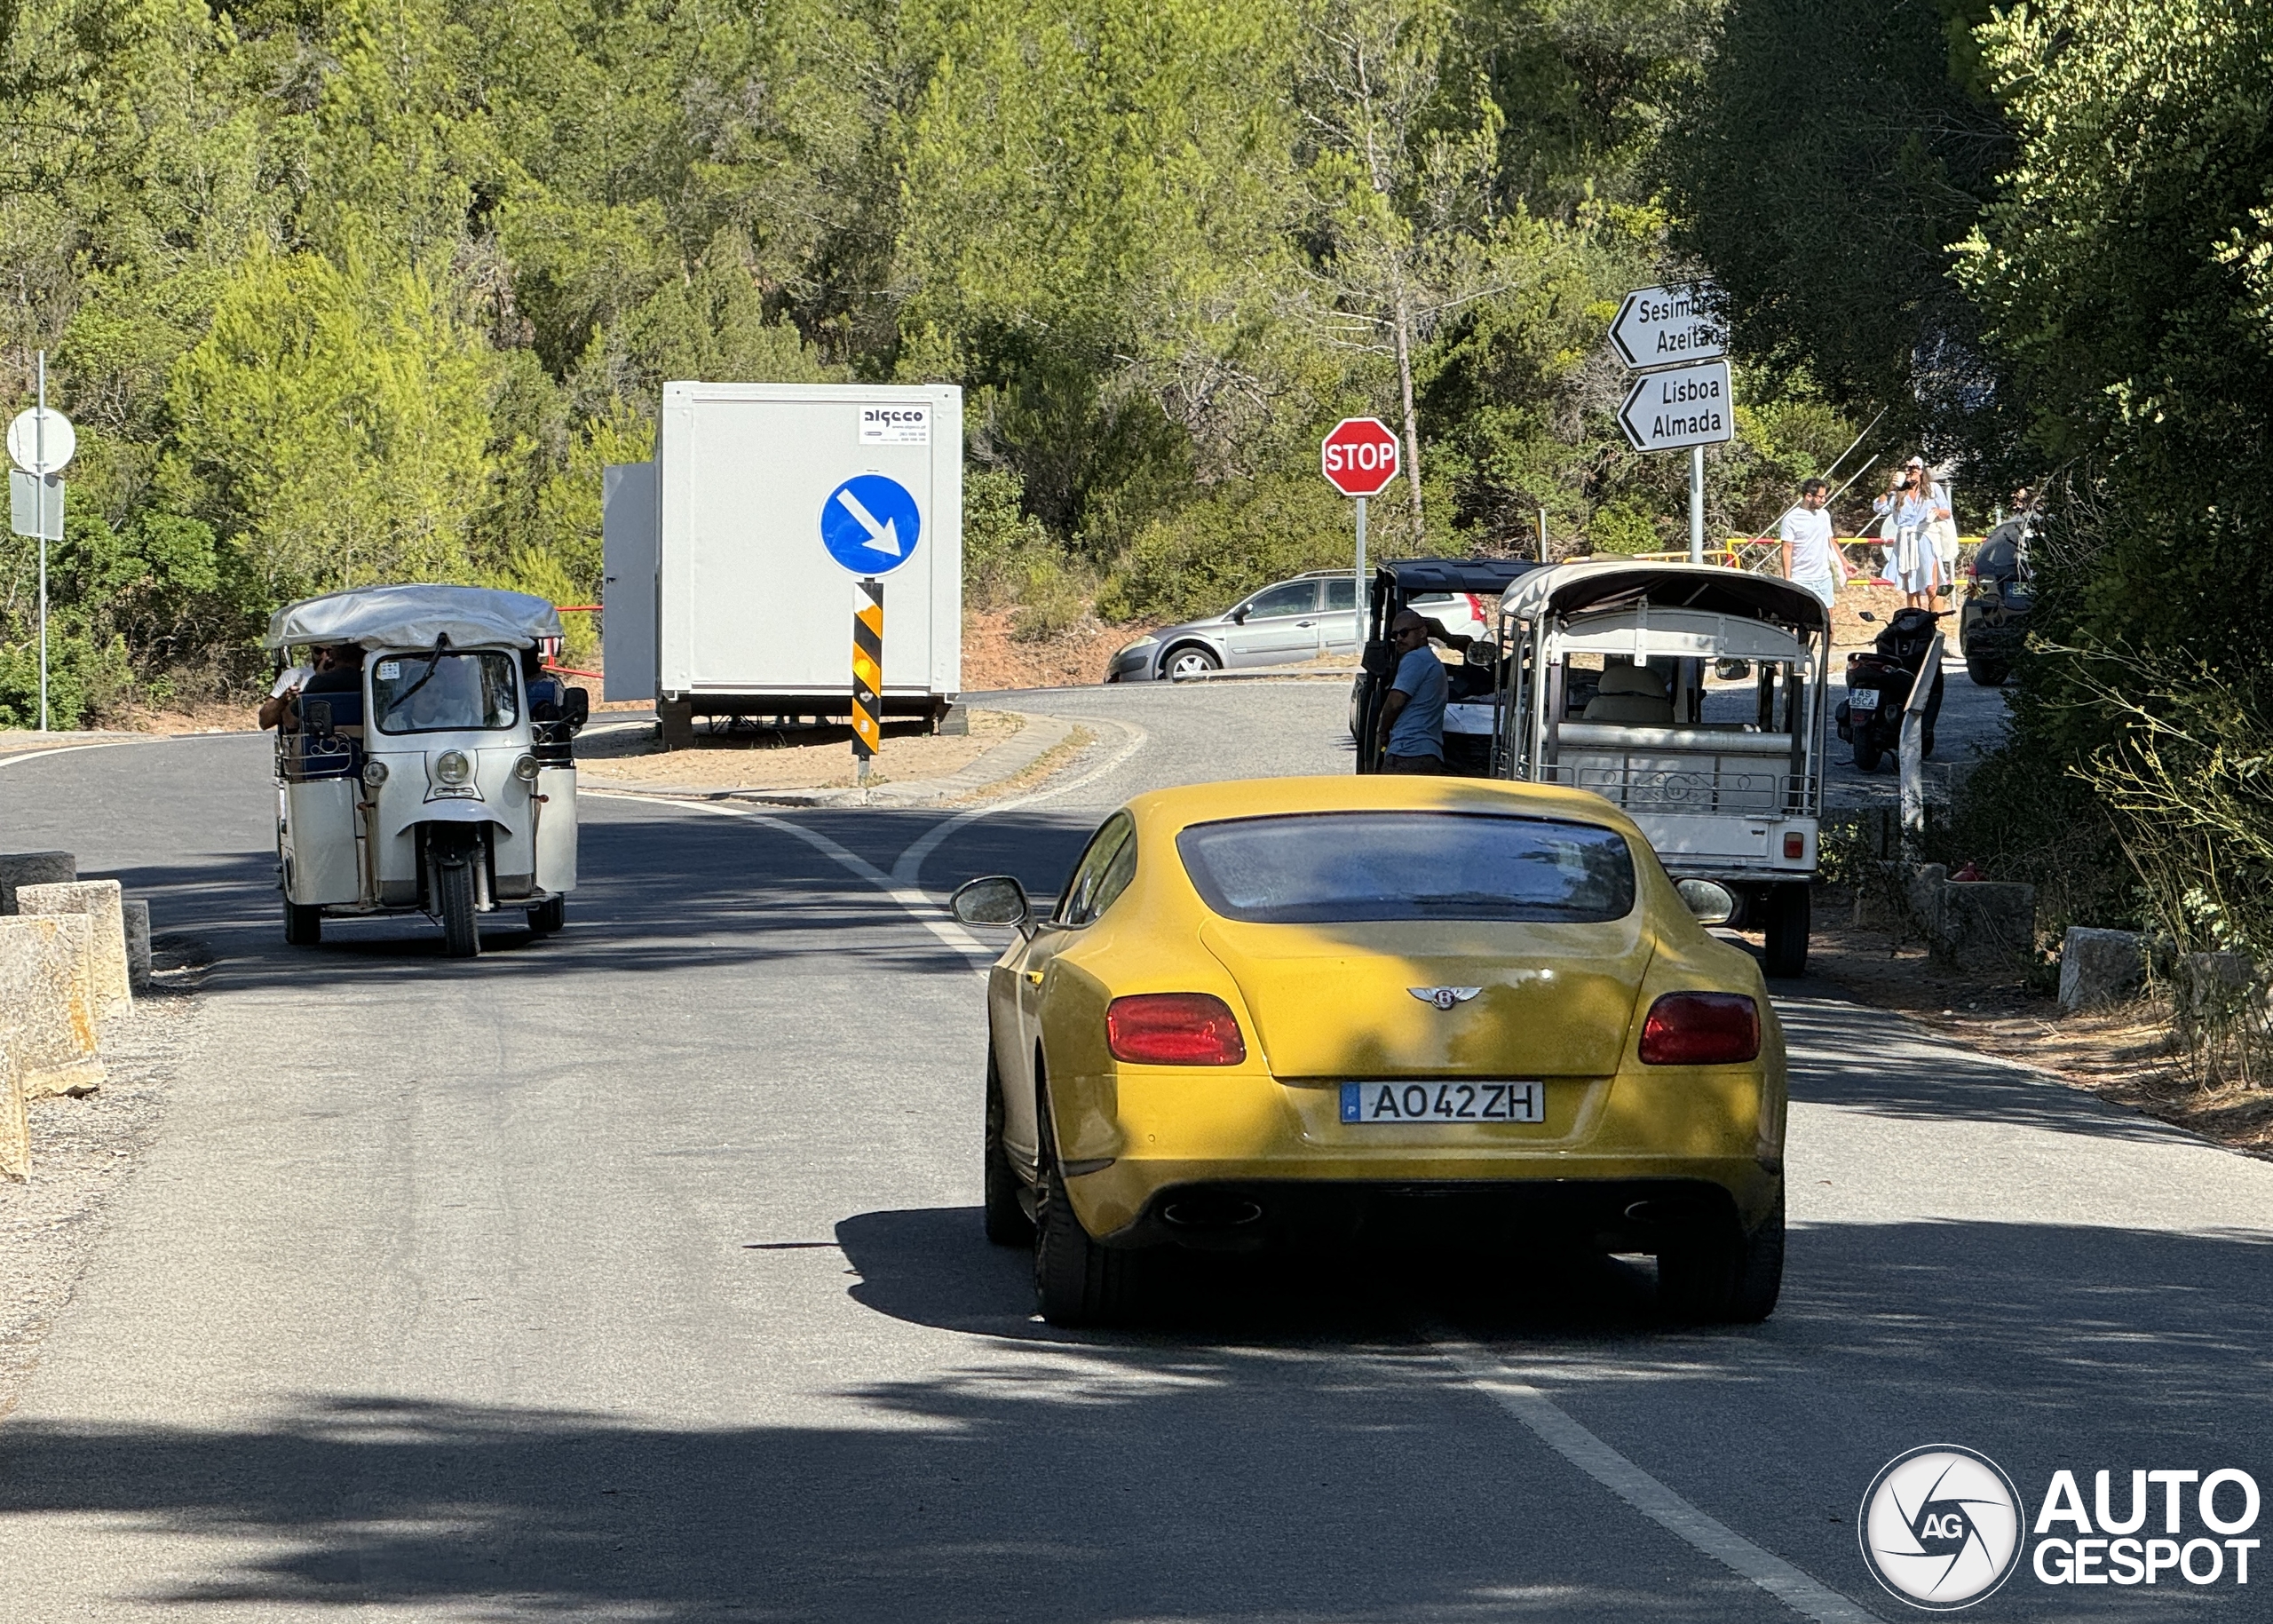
[601,462,659,702]
[655,383,962,704]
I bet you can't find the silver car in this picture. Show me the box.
[1106,571,1501,683]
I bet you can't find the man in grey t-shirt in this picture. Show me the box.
[1374,609,1472,772]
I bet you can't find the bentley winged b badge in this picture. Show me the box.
[1409,986,1483,1011]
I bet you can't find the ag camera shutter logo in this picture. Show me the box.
[1859,1445,2024,1611]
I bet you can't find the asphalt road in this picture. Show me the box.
[1,684,2268,1621]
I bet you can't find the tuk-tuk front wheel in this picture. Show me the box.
[283,900,322,947]
[433,852,482,958]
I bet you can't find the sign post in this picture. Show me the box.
[1321,416,1402,636]
[820,471,923,784]
[7,353,76,731]
[1609,288,1729,566]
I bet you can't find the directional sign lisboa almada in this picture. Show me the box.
[1618,360,1733,454]
[820,473,923,576]
[1609,283,1725,369]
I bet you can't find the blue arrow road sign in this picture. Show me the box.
[820,474,922,576]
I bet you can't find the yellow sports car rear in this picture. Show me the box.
[953,774,1786,1327]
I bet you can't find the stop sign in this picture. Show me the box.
[1320,416,1401,497]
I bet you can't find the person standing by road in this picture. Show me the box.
[1778,478,1849,607]
[1874,457,1948,610]
[1374,609,1471,772]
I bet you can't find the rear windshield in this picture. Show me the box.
[372,651,520,734]
[1176,812,1635,924]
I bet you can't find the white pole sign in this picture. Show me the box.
[6,406,75,474]
[1608,284,1725,368]
[1618,360,1734,455]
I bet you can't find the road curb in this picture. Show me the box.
[583,710,1104,810]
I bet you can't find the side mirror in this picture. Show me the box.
[951,875,1033,931]
[1229,606,1249,624]
[303,700,334,735]
[1677,878,1736,926]
[1857,611,1877,623]
[566,688,590,727]
[1464,639,1500,667]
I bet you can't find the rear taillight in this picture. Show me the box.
[1639,993,1761,1065]
[1106,994,1247,1066]
[1783,831,1805,860]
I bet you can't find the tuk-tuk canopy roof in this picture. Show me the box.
[265,584,563,652]
[1501,560,1830,635]
[1375,558,1544,598]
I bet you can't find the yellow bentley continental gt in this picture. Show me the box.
[949,775,1786,1327]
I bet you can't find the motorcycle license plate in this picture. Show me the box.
[1849,690,1881,710]
[1341,1081,1544,1124]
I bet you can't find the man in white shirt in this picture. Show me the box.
[1778,479,1847,606]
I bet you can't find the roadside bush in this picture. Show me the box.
[1097,473,1358,624]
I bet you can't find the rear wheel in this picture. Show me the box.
[1966,655,2008,687]
[527,894,565,935]
[1659,1191,1785,1324]
[984,1049,1034,1247]
[436,856,481,958]
[1034,1081,1143,1326]
[1762,883,1810,978]
[283,900,322,947]
[1163,645,1220,681]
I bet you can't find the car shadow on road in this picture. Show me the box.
[5,1217,2269,1620]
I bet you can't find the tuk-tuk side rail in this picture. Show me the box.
[1530,761,1817,817]
[1558,723,1794,757]
[1540,612,1808,667]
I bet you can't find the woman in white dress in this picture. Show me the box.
[1873,457,1949,609]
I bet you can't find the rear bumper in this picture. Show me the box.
[1072,1153,1780,1250]
[1089,1171,1774,1254]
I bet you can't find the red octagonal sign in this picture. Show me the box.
[1320,416,1401,497]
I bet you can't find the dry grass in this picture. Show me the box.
[575,708,1024,791]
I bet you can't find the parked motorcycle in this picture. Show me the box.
[1834,607,1945,772]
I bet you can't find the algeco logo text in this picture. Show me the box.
[1860,1447,2261,1610]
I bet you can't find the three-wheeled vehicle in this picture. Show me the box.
[267,585,590,957]
[1350,558,1542,773]
[1492,562,1832,978]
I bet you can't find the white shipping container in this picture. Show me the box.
[602,382,962,724]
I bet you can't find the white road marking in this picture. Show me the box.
[0,739,148,769]
[1433,1335,1878,1623]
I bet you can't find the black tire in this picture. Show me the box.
[1659,1190,1785,1324]
[527,894,565,935]
[283,900,322,947]
[1851,733,1882,772]
[984,1049,1034,1247]
[436,858,481,958]
[1033,1079,1143,1326]
[1162,645,1220,682]
[1762,883,1810,978]
[1966,655,2008,687]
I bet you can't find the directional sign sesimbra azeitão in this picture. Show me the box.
[1608,284,1726,369]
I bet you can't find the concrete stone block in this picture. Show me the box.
[0,915,105,1098]
[123,899,151,991]
[2059,927,2146,1011]
[2176,951,2260,1021]
[0,1037,26,1183]
[1936,880,2038,970]
[16,878,132,1018]
[0,851,75,914]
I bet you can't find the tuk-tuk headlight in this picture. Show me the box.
[434,749,473,787]
[360,759,389,788]
[512,754,540,783]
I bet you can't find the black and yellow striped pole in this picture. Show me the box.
[851,576,883,784]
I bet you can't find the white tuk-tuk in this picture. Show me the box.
[267,585,589,957]
[1493,561,1832,977]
